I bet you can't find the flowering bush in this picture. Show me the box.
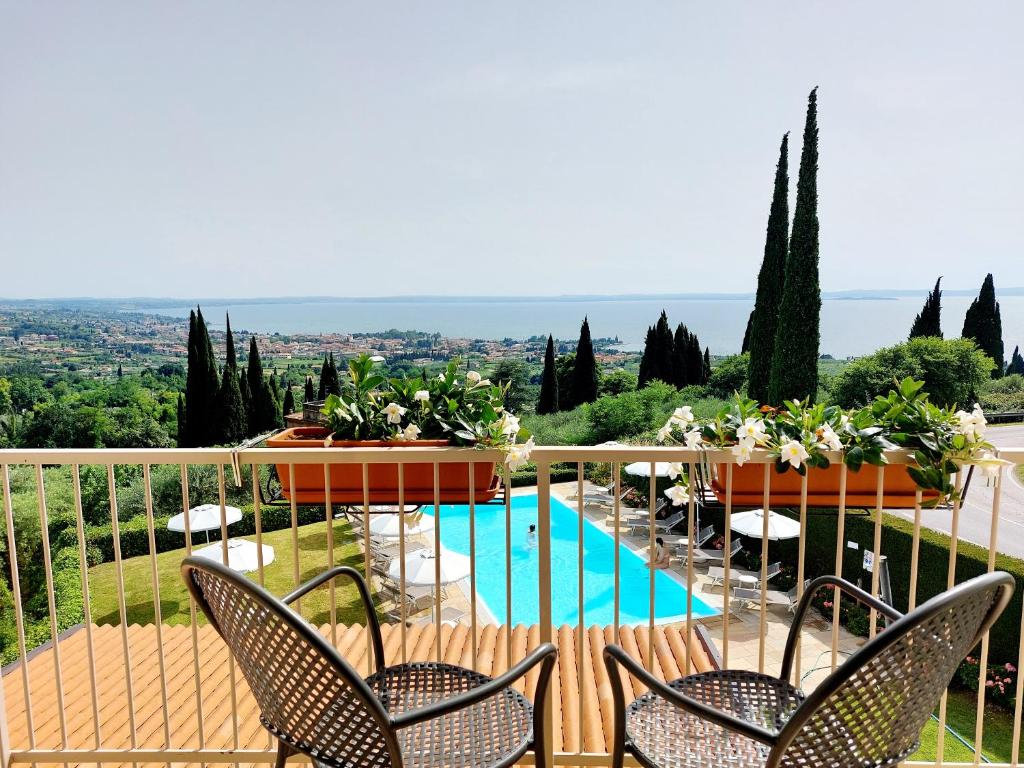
[658,376,1007,505]
[957,656,1018,710]
[321,355,533,468]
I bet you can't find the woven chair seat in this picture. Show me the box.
[625,670,804,768]
[366,662,534,768]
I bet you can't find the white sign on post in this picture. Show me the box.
[863,551,874,573]
[847,541,859,550]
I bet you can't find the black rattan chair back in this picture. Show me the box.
[183,558,402,768]
[772,572,1013,768]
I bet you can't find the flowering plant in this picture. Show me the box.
[658,376,1007,505]
[322,355,534,469]
[957,656,1018,710]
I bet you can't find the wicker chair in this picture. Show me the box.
[604,572,1013,768]
[182,558,558,768]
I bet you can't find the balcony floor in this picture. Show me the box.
[3,620,713,766]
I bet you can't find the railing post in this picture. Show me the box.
[0,667,10,768]
[535,459,554,767]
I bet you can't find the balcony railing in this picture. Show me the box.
[1,443,1023,768]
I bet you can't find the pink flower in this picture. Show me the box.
[966,656,976,664]
[986,680,995,687]
[1006,663,1016,672]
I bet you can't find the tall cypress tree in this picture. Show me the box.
[741,311,754,354]
[176,392,186,447]
[962,273,1004,377]
[215,313,246,443]
[1007,346,1024,376]
[570,317,598,405]
[686,331,705,386]
[317,355,328,400]
[703,347,711,383]
[536,334,559,414]
[638,326,657,388]
[239,371,252,434]
[748,133,790,402]
[283,386,296,416]
[184,307,220,446]
[670,324,689,388]
[247,336,280,432]
[769,89,821,404]
[304,376,315,403]
[909,277,943,339]
[325,353,341,396]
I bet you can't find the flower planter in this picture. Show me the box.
[266,427,500,505]
[710,462,940,509]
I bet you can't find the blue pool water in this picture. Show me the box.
[429,494,718,626]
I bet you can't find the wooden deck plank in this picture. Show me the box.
[4,621,713,762]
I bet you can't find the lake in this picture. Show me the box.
[158,294,1024,359]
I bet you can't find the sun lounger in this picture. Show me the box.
[673,524,715,549]
[707,560,781,589]
[677,536,742,566]
[732,580,809,613]
[414,606,466,626]
[627,508,686,534]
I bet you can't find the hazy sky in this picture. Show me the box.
[1,2,1022,299]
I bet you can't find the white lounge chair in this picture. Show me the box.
[732,579,810,613]
[707,561,782,589]
[673,525,715,550]
[414,606,466,626]
[677,536,742,566]
[627,508,687,534]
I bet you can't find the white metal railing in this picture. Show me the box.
[0,444,1022,768]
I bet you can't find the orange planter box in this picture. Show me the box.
[711,462,940,509]
[266,427,500,505]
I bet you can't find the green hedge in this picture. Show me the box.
[84,504,327,563]
[698,506,1024,663]
[509,465,579,488]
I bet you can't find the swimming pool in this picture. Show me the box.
[428,494,719,626]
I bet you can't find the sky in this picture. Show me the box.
[1,2,1022,299]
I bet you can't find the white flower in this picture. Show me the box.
[414,390,430,402]
[656,422,673,443]
[840,413,851,428]
[975,450,1011,479]
[738,417,767,443]
[401,423,421,441]
[664,484,690,506]
[780,439,810,469]
[731,437,755,466]
[505,437,535,471]
[494,413,521,437]
[955,403,988,443]
[683,429,703,450]
[466,371,482,384]
[670,406,695,425]
[437,373,446,381]
[383,402,407,424]
[667,462,685,480]
[817,424,842,452]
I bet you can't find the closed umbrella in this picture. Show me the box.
[168,504,243,543]
[730,509,800,541]
[193,539,275,572]
[369,511,435,538]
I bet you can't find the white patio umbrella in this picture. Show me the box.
[167,503,243,543]
[368,511,435,538]
[624,461,676,478]
[388,547,470,586]
[730,509,800,541]
[193,539,275,572]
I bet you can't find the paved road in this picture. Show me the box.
[890,424,1024,557]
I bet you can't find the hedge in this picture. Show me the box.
[84,504,327,564]
[509,466,580,488]
[697,506,1024,664]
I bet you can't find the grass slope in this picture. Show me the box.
[88,518,376,627]
[913,689,1022,763]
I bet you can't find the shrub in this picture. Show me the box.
[978,374,1024,413]
[521,408,593,446]
[957,656,1018,710]
[707,353,749,398]
[830,337,993,408]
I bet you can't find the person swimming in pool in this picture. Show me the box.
[649,536,671,569]
[526,523,537,548]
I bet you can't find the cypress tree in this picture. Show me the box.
[247,336,280,432]
[670,324,689,388]
[570,317,598,405]
[703,347,711,383]
[117,363,123,378]
[185,308,220,446]
[909,277,943,339]
[304,376,315,403]
[176,393,186,447]
[317,355,328,400]
[748,133,790,402]
[962,273,1004,377]
[283,386,296,416]
[215,313,246,443]
[655,312,674,383]
[325,353,341,396]
[536,334,559,414]
[686,331,705,386]
[239,371,252,434]
[638,326,657,387]
[1007,346,1024,376]
[769,89,821,404]
[741,311,754,354]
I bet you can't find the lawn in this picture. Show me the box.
[88,517,378,627]
[913,688,1022,763]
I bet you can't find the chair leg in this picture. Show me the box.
[274,739,295,768]
[531,652,559,768]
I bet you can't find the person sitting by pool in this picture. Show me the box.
[649,536,671,569]
[526,523,537,548]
